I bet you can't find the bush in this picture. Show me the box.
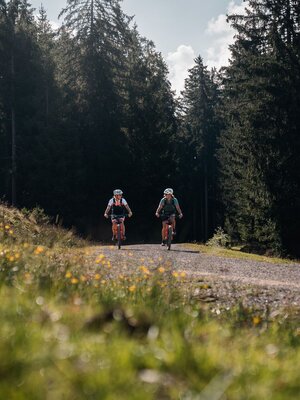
[206,227,231,248]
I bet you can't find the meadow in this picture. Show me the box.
[1,204,300,399]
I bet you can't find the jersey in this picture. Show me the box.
[108,197,128,216]
[159,197,179,215]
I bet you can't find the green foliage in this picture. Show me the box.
[0,202,85,247]
[1,0,300,257]
[177,56,221,242]
[218,0,300,256]
[206,226,231,248]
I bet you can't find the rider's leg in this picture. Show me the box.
[171,215,176,234]
[121,221,126,239]
[161,222,166,245]
[112,220,117,239]
[161,221,167,241]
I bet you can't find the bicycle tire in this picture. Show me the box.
[117,224,122,249]
[167,225,172,250]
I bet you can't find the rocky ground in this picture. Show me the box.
[88,243,300,312]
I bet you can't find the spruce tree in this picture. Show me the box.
[179,56,220,241]
[218,0,300,255]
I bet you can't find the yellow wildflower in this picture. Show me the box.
[158,267,165,273]
[34,246,44,255]
[140,266,150,275]
[253,316,261,326]
[71,277,79,284]
[172,271,179,278]
[65,271,72,278]
[129,285,136,292]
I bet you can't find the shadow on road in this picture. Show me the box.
[168,249,200,254]
[120,246,200,254]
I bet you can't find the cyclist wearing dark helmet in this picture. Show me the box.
[155,188,183,246]
[104,189,132,240]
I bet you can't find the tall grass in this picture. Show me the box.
[1,203,300,399]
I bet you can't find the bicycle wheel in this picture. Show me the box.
[167,225,172,250]
[117,224,122,249]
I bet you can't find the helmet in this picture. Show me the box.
[113,189,123,195]
[164,188,173,195]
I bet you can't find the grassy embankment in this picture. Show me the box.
[1,203,300,399]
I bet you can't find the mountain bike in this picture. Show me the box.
[162,215,176,250]
[111,215,126,249]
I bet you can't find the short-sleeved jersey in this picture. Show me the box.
[108,197,128,207]
[108,197,128,216]
[159,197,179,207]
[159,197,179,215]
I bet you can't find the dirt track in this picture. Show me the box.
[91,243,300,311]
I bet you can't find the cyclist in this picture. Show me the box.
[104,189,132,241]
[155,188,183,246]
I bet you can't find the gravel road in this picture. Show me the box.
[93,243,300,311]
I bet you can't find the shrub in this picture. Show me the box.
[206,227,231,248]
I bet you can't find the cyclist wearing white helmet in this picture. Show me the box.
[155,188,183,246]
[104,189,132,240]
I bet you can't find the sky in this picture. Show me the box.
[29,0,248,94]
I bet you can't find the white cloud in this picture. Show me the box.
[167,44,196,95]
[205,1,249,69]
[166,2,249,94]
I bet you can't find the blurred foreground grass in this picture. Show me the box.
[1,203,300,399]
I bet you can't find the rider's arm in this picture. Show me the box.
[155,202,163,217]
[176,205,183,217]
[174,199,183,218]
[104,205,111,218]
[125,204,133,217]
[104,201,112,218]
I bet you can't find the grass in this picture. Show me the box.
[1,203,300,399]
[182,242,297,264]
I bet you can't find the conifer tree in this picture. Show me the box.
[179,56,220,241]
[219,0,300,255]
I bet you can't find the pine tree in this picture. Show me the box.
[58,0,133,220]
[121,30,178,235]
[218,0,300,255]
[178,56,220,241]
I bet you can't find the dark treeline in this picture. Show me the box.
[0,0,299,256]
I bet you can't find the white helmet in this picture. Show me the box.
[113,189,123,195]
[164,188,173,195]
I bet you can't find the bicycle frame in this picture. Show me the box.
[111,215,126,249]
[162,215,175,250]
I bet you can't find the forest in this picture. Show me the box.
[1,0,300,256]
